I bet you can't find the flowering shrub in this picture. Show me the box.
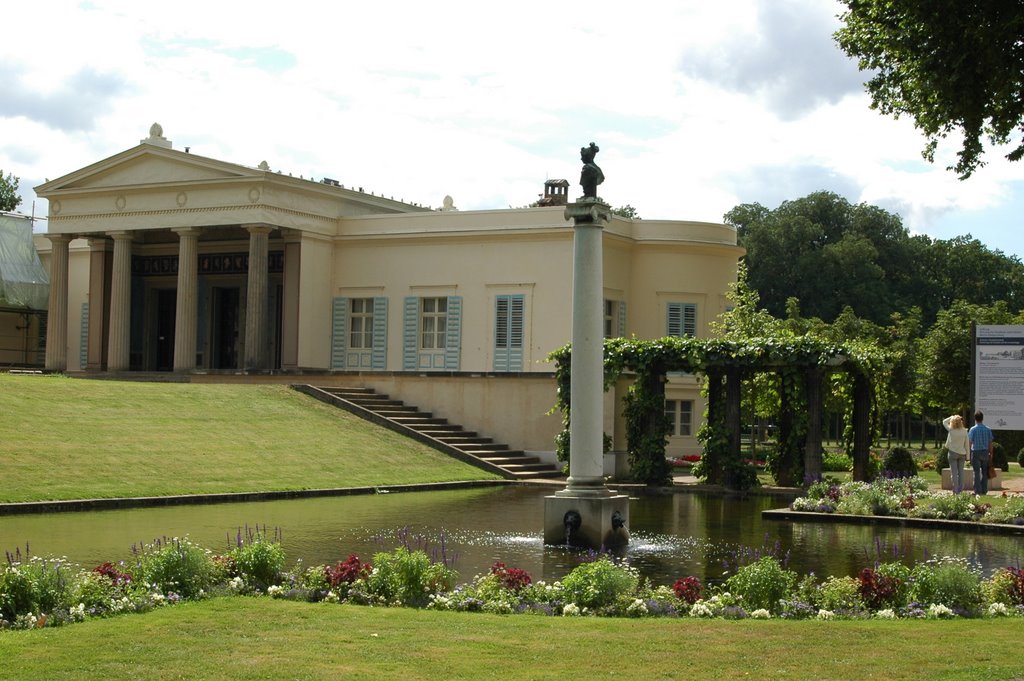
[726,556,796,613]
[364,548,457,607]
[230,537,285,592]
[6,531,1024,632]
[133,537,215,600]
[490,561,532,592]
[858,564,909,610]
[789,476,1004,522]
[325,554,372,589]
[672,576,703,604]
[561,557,639,611]
[909,557,983,616]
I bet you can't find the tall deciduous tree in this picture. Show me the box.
[835,0,1024,177]
[725,191,924,324]
[0,171,22,212]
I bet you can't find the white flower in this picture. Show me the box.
[750,609,771,619]
[927,603,955,619]
[816,609,835,620]
[987,603,1009,617]
[689,601,716,618]
[875,609,897,619]
[324,590,340,604]
[228,576,245,592]
[626,599,648,616]
[267,585,284,598]
[562,603,581,617]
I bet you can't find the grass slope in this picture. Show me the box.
[0,375,498,503]
[1,598,1021,680]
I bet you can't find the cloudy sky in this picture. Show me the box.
[2,0,1022,257]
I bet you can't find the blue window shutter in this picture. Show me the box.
[79,302,89,369]
[402,296,419,370]
[494,294,524,372]
[444,295,462,370]
[371,297,388,370]
[617,300,627,338]
[330,297,348,369]
[667,303,681,337]
[683,304,696,337]
[494,296,509,372]
[667,303,696,338]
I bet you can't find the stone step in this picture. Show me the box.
[456,444,510,454]
[391,416,448,426]
[434,436,494,446]
[307,384,555,480]
[479,455,541,466]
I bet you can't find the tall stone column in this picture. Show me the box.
[243,224,272,371]
[564,200,611,493]
[545,198,629,550]
[106,231,134,372]
[173,227,202,372]
[44,234,72,371]
[280,234,301,370]
[86,238,113,371]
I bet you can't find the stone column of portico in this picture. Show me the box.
[243,224,272,371]
[44,234,72,371]
[173,227,202,372]
[106,231,134,372]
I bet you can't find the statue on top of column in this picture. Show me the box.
[579,142,605,199]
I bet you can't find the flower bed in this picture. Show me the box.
[790,476,1024,525]
[4,526,1024,630]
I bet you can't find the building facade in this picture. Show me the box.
[34,125,743,458]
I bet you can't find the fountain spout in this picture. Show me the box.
[563,510,582,546]
[604,510,630,549]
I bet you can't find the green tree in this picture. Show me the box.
[835,1,1024,177]
[725,191,922,324]
[0,170,22,212]
[917,300,1020,415]
[612,204,640,219]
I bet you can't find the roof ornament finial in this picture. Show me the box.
[141,122,172,149]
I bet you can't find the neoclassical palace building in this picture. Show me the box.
[33,124,743,458]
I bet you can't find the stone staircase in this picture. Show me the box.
[293,385,563,481]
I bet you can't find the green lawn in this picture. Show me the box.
[1,598,1021,680]
[0,374,498,503]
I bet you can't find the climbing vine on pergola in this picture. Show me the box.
[549,336,889,490]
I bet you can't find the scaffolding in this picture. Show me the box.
[0,212,48,367]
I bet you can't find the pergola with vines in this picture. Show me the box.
[550,336,888,490]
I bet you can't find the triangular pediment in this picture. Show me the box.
[36,145,260,194]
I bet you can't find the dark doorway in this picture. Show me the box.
[155,289,177,371]
[212,287,240,370]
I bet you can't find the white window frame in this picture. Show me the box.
[665,399,694,436]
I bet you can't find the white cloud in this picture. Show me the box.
[2,0,1023,256]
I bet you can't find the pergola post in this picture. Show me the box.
[852,372,871,481]
[804,365,824,483]
[776,369,798,486]
[725,366,742,487]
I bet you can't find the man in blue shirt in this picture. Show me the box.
[967,411,995,495]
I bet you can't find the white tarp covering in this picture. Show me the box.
[0,213,49,310]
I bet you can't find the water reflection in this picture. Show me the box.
[1,486,1020,585]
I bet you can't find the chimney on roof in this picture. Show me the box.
[537,179,570,206]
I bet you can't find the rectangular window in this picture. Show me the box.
[420,297,448,350]
[349,298,373,349]
[667,303,697,338]
[604,300,615,339]
[665,399,694,436]
[494,294,525,371]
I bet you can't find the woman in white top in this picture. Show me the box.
[942,414,970,494]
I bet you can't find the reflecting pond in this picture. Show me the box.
[2,486,1021,585]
